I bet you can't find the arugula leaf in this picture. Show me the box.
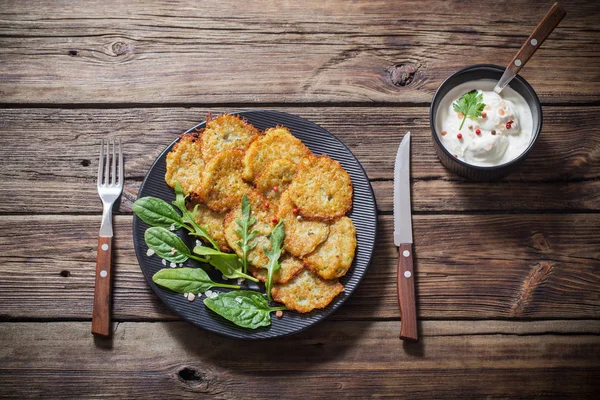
[204,290,286,329]
[171,181,220,250]
[133,197,184,229]
[263,220,285,301]
[152,267,240,293]
[235,194,259,274]
[193,245,259,282]
[452,90,486,130]
[144,227,206,264]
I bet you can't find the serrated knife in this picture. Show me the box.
[394,132,418,341]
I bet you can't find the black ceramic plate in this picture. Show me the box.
[133,110,377,339]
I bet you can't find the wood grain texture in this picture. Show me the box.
[0,107,598,215]
[1,214,597,321]
[0,0,598,105]
[0,321,598,399]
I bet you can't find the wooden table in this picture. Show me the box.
[1,1,599,398]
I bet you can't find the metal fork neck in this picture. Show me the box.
[99,201,114,237]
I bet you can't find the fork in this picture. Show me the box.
[92,139,123,336]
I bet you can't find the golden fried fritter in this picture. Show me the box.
[201,114,260,162]
[304,216,356,280]
[242,126,311,182]
[248,254,304,284]
[271,269,344,313]
[165,132,204,195]
[287,155,352,220]
[277,191,329,257]
[199,149,252,213]
[187,201,230,252]
[223,190,275,268]
[254,159,297,207]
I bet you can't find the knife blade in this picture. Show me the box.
[393,132,418,341]
[394,132,412,246]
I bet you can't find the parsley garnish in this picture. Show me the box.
[453,90,485,130]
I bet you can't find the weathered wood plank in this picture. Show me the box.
[0,321,598,399]
[0,107,598,214]
[1,214,598,321]
[0,0,598,104]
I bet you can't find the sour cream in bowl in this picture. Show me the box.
[430,65,542,180]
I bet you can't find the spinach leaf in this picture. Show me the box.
[193,245,259,282]
[235,194,259,274]
[171,181,220,250]
[263,220,285,300]
[152,267,239,293]
[145,227,206,264]
[203,290,286,329]
[133,196,184,229]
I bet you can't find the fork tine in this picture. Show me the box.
[104,139,110,186]
[111,140,116,186]
[98,139,104,185]
[118,139,124,187]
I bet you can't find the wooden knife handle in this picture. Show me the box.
[507,2,566,75]
[397,243,418,341]
[92,236,113,336]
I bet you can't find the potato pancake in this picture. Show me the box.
[187,201,230,252]
[165,132,204,196]
[287,155,353,220]
[199,149,252,213]
[201,114,260,162]
[248,254,304,284]
[254,159,297,207]
[223,190,275,268]
[277,191,329,257]
[304,216,356,280]
[271,269,344,313]
[242,126,310,182]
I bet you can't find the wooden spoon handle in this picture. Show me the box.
[397,243,418,341]
[507,2,566,75]
[92,236,113,336]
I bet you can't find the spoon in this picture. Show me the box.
[494,2,566,94]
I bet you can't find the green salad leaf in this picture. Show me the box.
[452,90,486,130]
[133,197,184,229]
[144,227,206,264]
[263,220,285,300]
[193,245,259,282]
[152,267,240,293]
[204,290,286,329]
[235,194,259,274]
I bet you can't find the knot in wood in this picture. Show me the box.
[388,63,417,87]
[178,367,202,383]
[531,232,551,252]
[111,41,129,56]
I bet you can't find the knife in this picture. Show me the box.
[394,132,418,341]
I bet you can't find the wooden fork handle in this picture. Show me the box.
[507,3,566,75]
[397,243,418,341]
[92,236,113,336]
